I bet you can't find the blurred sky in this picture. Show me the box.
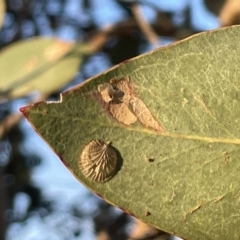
[5,0,220,239]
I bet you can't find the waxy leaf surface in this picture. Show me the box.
[21,26,240,240]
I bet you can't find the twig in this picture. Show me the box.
[0,94,49,140]
[131,3,160,48]
[128,219,170,240]
[87,25,115,53]
[219,0,240,26]
[0,112,23,139]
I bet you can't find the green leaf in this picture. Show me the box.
[0,37,85,99]
[21,26,240,239]
[0,0,5,29]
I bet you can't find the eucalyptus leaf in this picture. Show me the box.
[0,37,85,99]
[21,26,240,240]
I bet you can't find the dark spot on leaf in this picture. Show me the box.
[148,158,154,162]
[145,211,151,216]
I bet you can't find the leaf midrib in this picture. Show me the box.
[29,111,240,145]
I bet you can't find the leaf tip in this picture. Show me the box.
[19,105,30,117]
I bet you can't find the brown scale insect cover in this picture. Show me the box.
[79,139,117,183]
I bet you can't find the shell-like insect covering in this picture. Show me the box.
[79,140,117,183]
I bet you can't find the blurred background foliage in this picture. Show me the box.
[0,0,239,239]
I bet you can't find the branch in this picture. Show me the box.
[128,219,171,240]
[131,3,160,48]
[0,94,49,140]
[219,0,240,26]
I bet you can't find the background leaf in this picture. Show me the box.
[0,37,86,99]
[21,26,240,240]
